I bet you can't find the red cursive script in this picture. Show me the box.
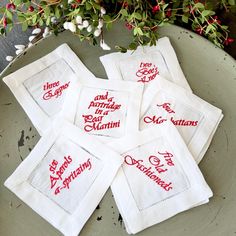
[82,91,122,133]
[43,81,70,100]
[136,62,159,83]
[144,115,167,124]
[49,156,92,195]
[157,102,175,114]
[124,154,173,191]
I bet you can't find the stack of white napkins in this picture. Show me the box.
[3,38,223,236]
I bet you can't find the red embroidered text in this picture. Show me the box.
[43,81,70,100]
[82,91,121,133]
[49,156,92,195]
[136,62,159,83]
[124,150,175,191]
[143,102,198,127]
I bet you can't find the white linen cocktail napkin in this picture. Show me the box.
[3,43,95,136]
[108,122,213,234]
[140,77,223,164]
[63,78,143,143]
[4,120,123,236]
[100,36,191,95]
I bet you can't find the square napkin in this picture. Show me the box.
[140,77,223,163]
[100,36,191,94]
[63,78,144,142]
[108,122,213,234]
[3,43,95,136]
[4,120,123,236]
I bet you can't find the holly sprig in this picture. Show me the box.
[0,0,235,52]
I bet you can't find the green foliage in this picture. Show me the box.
[0,0,235,51]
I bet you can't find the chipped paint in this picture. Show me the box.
[18,130,25,147]
[17,130,25,161]
[118,214,123,226]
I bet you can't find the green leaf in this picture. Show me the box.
[228,0,235,6]
[138,22,145,27]
[182,14,189,23]
[103,15,111,22]
[32,14,37,24]
[162,4,169,10]
[14,0,22,5]
[202,10,215,17]
[133,12,142,20]
[18,16,25,22]
[21,21,28,31]
[0,7,5,14]
[44,7,50,18]
[120,9,128,17]
[24,1,31,8]
[194,17,199,24]
[39,18,44,27]
[183,6,190,13]
[106,22,112,30]
[46,17,51,26]
[0,27,6,35]
[133,27,143,36]
[221,25,229,30]
[55,7,61,19]
[6,10,13,21]
[128,42,138,50]
[158,21,165,27]
[206,24,214,34]
[7,23,13,32]
[115,45,127,53]
[91,14,99,21]
[85,2,92,10]
[93,2,101,10]
[194,2,205,9]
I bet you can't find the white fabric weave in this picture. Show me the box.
[5,120,123,236]
[108,122,213,234]
[3,44,95,136]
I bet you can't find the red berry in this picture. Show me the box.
[71,3,77,8]
[224,37,234,46]
[152,5,160,14]
[195,27,203,35]
[77,0,81,2]
[3,17,7,28]
[189,5,195,14]
[125,22,133,30]
[6,3,12,9]
[227,38,234,44]
[151,25,158,31]
[28,6,34,12]
[123,2,128,8]
[11,4,16,10]
[166,8,172,17]
[38,6,43,12]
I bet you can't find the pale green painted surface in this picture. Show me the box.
[0,24,236,236]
